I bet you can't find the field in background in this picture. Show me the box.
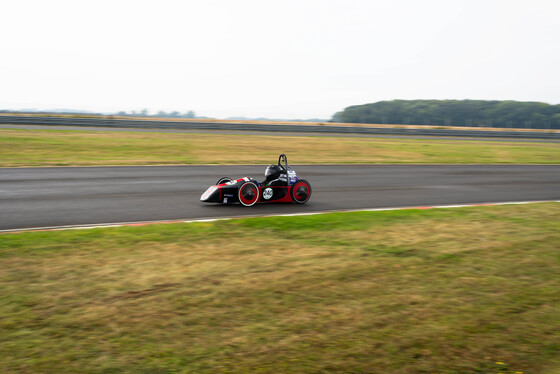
[1,203,559,373]
[1,128,559,167]
[3,112,559,133]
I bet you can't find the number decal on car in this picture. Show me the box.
[263,187,273,200]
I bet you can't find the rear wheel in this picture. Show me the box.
[291,180,311,204]
[238,182,259,206]
[217,177,233,185]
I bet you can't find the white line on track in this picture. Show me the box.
[2,200,558,234]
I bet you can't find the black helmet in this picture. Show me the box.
[265,164,282,182]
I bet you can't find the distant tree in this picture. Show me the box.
[140,109,148,117]
[332,100,560,129]
[184,110,195,118]
[331,111,343,122]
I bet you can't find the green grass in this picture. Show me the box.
[1,128,559,166]
[1,203,559,373]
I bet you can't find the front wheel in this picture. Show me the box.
[291,180,311,204]
[238,182,259,206]
[217,177,233,185]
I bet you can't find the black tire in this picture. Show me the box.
[238,182,259,206]
[291,179,311,204]
[217,177,233,185]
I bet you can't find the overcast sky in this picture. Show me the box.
[1,0,559,119]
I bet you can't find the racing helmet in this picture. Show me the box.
[265,164,282,182]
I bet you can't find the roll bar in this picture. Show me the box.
[277,153,290,186]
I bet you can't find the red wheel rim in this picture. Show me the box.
[293,181,310,202]
[239,183,259,206]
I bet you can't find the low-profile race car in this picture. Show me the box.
[200,154,311,206]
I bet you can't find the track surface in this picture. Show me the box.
[2,124,560,143]
[2,115,559,139]
[1,165,559,231]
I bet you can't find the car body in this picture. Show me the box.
[200,154,311,206]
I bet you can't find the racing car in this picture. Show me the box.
[200,154,311,206]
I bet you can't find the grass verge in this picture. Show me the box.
[1,203,559,373]
[1,128,559,166]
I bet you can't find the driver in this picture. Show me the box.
[262,164,285,186]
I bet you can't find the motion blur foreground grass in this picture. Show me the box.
[1,128,559,166]
[1,203,560,373]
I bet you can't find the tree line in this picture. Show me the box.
[332,100,560,129]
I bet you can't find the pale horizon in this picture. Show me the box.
[2,0,559,119]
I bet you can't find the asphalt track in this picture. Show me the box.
[2,114,560,139]
[1,165,559,231]
[2,124,560,143]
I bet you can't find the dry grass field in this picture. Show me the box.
[1,128,559,167]
[1,203,559,373]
